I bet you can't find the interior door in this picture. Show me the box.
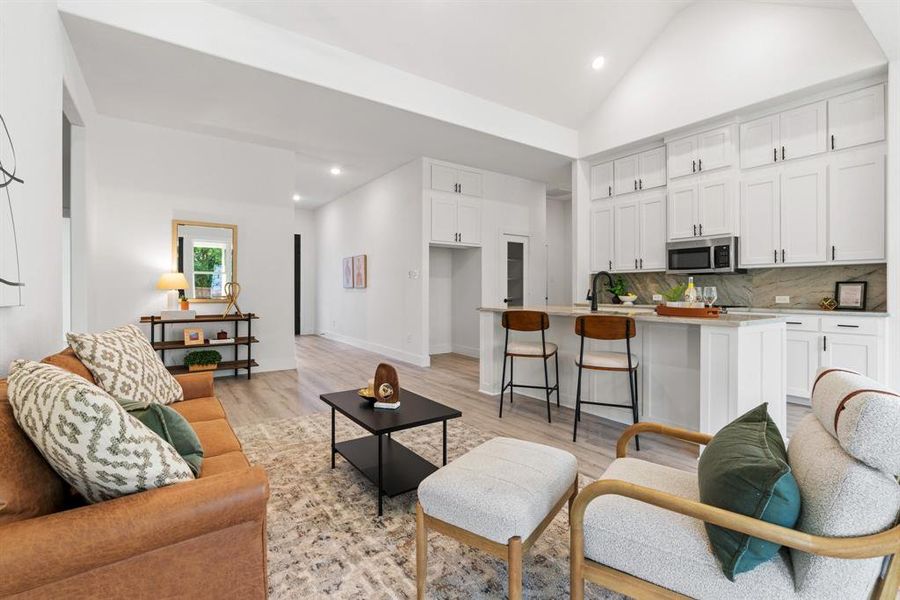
[431,164,458,193]
[590,202,614,272]
[828,84,885,150]
[779,101,826,161]
[613,199,640,271]
[697,126,732,172]
[614,154,640,195]
[590,162,614,200]
[639,192,667,270]
[739,170,780,266]
[829,147,885,262]
[456,196,482,245]
[740,115,779,169]
[667,183,698,240]
[697,177,733,237]
[501,234,529,307]
[667,136,697,179]
[786,331,820,398]
[639,147,667,189]
[780,163,826,264]
[430,195,458,243]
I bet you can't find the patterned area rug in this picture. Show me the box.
[235,412,621,599]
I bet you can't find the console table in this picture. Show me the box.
[140,313,259,379]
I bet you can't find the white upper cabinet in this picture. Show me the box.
[829,147,885,263]
[456,196,482,245]
[740,115,780,170]
[668,183,699,241]
[667,136,697,179]
[829,84,885,151]
[429,163,483,197]
[590,162,614,200]
[667,126,734,179]
[779,163,827,264]
[431,195,459,243]
[740,170,780,267]
[697,177,733,238]
[639,192,667,270]
[779,101,827,162]
[639,147,667,190]
[614,154,641,195]
[590,201,614,273]
[613,199,640,271]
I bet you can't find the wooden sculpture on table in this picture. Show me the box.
[222,281,243,317]
[374,363,400,403]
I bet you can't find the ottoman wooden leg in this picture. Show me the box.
[416,503,427,600]
[508,536,523,600]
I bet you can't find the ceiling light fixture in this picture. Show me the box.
[591,56,605,70]
[292,193,301,202]
[330,166,342,175]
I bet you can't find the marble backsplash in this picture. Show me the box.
[588,264,886,311]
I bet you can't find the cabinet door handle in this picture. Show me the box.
[693,224,697,236]
[609,259,612,270]
[608,185,612,197]
[634,180,637,190]
[774,249,778,263]
[692,160,696,173]
[832,245,835,260]
[699,223,703,236]
[837,324,860,328]
[698,159,702,171]
[639,258,643,269]
[781,146,785,161]
[786,321,803,325]
[782,249,785,262]
[774,148,777,162]
[459,232,462,242]
[634,258,638,269]
[823,335,827,351]
[831,134,835,150]
[639,178,642,190]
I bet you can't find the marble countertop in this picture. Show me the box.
[478,305,787,328]
[571,302,889,318]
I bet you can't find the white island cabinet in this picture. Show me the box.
[478,306,787,437]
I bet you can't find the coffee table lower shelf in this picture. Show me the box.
[334,436,439,498]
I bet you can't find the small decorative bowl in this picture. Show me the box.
[618,294,638,305]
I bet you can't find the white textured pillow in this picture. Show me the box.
[7,360,194,503]
[67,324,183,405]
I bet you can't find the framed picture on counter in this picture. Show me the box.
[834,281,867,311]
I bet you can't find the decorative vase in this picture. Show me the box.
[188,363,218,372]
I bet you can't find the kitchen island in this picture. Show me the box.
[479,305,787,436]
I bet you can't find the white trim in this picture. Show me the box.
[319,330,430,367]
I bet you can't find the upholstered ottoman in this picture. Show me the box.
[415,437,578,599]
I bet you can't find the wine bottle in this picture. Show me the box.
[683,276,698,306]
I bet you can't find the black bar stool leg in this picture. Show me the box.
[509,357,514,404]
[554,352,560,407]
[632,368,641,451]
[573,362,583,442]
[499,354,507,418]
[543,353,552,424]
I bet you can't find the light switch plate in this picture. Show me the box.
[775,296,790,304]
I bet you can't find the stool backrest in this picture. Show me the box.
[502,310,550,332]
[575,315,635,340]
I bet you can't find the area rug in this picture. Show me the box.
[235,412,621,599]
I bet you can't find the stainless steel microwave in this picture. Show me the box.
[666,236,740,274]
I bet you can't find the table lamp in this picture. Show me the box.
[157,272,189,310]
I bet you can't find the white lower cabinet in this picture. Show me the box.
[821,333,878,378]
[785,330,820,398]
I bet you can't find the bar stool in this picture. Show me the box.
[499,310,560,423]
[572,315,640,449]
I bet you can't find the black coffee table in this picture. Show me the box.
[320,388,462,516]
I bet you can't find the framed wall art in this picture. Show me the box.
[342,257,354,289]
[353,255,367,289]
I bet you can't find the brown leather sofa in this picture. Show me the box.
[0,348,269,599]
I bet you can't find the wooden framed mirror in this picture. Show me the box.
[171,220,237,303]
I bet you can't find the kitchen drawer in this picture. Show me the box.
[782,315,819,331]
[821,316,880,336]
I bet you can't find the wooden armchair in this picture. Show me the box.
[570,422,900,600]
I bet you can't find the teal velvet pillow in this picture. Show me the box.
[697,403,801,580]
[123,402,203,477]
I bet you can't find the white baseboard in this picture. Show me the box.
[451,343,480,358]
[319,330,429,367]
[430,342,452,355]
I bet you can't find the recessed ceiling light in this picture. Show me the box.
[292,193,301,202]
[330,166,342,175]
[591,56,605,70]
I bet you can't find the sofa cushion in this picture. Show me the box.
[418,437,577,544]
[200,451,250,478]
[6,360,194,503]
[0,381,67,525]
[697,403,801,580]
[41,348,96,384]
[125,402,204,477]
[192,419,242,458]
[787,414,899,598]
[810,368,900,475]
[171,396,226,423]
[66,324,183,405]
[584,458,799,599]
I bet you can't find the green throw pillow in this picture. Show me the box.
[697,403,801,580]
[124,402,204,477]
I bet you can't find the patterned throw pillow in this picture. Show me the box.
[67,324,183,405]
[6,360,194,503]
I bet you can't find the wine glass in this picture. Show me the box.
[703,286,718,308]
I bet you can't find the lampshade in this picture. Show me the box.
[156,272,189,290]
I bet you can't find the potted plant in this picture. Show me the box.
[607,276,637,305]
[659,283,688,304]
[179,293,190,311]
[184,349,222,372]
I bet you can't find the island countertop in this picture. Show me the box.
[478,305,787,327]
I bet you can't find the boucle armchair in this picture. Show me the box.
[570,368,900,600]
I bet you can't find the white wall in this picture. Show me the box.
[293,207,317,334]
[316,159,426,365]
[546,196,572,306]
[0,3,65,374]
[86,115,297,372]
[579,0,887,157]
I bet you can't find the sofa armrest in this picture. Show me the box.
[616,422,713,458]
[0,467,268,597]
[176,371,215,399]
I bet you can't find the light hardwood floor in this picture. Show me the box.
[218,334,810,481]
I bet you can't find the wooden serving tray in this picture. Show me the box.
[655,305,720,318]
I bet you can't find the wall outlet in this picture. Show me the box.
[652,294,663,302]
[775,296,790,304]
